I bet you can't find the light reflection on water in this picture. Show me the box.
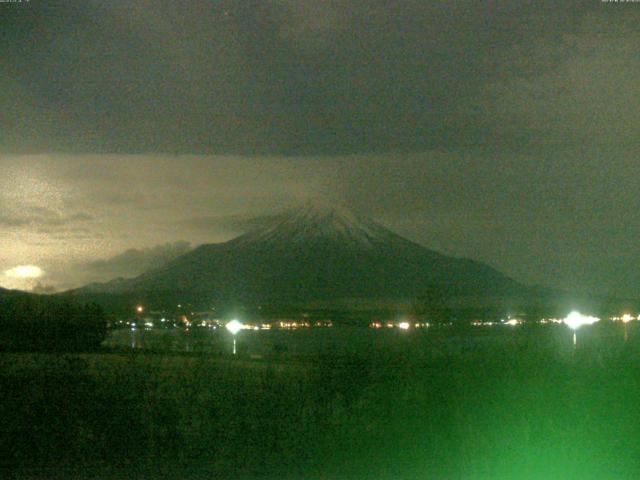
[104,323,631,358]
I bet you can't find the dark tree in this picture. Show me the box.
[0,294,107,352]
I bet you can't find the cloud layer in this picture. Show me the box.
[82,241,193,280]
[2,2,637,154]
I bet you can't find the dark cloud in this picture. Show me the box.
[40,228,99,239]
[3,1,634,154]
[0,206,93,229]
[83,241,193,279]
[0,215,29,228]
[179,213,280,234]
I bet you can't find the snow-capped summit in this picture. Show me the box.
[234,199,396,248]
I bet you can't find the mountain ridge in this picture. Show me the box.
[69,201,524,305]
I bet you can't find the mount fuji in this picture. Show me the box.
[70,201,525,306]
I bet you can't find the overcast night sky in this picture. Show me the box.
[1,1,639,297]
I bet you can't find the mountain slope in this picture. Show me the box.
[71,201,524,303]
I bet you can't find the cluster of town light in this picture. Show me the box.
[611,313,639,323]
[369,321,431,329]
[129,305,635,348]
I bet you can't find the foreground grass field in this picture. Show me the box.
[2,330,640,479]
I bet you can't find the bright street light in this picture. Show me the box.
[226,319,243,354]
[226,319,242,335]
[563,311,600,346]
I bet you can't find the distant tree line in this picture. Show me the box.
[0,293,107,351]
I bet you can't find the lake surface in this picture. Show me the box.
[104,323,631,358]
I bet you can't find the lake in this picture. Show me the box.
[103,322,630,358]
